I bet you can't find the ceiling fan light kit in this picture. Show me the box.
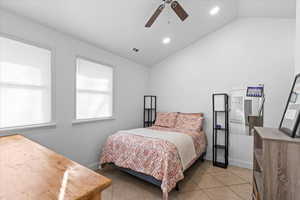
[145,0,189,28]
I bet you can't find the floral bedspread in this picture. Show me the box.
[100,126,207,198]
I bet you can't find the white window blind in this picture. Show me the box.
[0,36,52,129]
[76,58,113,120]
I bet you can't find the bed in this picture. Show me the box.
[100,112,207,199]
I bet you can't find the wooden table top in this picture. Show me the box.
[0,135,111,200]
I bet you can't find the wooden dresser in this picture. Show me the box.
[0,135,111,200]
[253,127,300,200]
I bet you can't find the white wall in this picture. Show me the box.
[296,0,300,74]
[149,18,295,168]
[238,0,296,18]
[0,9,149,169]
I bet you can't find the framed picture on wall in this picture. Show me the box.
[290,92,298,103]
[279,74,300,138]
[246,86,264,97]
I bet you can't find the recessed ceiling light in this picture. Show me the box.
[162,37,171,44]
[210,6,220,16]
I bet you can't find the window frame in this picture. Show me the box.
[73,56,115,124]
[0,33,56,131]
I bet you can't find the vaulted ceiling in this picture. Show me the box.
[239,0,295,18]
[0,0,296,66]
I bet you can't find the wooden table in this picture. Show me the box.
[0,135,111,200]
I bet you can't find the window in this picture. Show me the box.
[0,36,52,129]
[76,58,113,120]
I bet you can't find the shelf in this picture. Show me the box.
[144,96,156,128]
[254,149,263,171]
[213,93,229,168]
[214,128,227,131]
[214,144,226,150]
[213,161,228,169]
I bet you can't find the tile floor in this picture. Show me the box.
[98,160,253,200]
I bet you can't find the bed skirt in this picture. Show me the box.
[103,151,206,190]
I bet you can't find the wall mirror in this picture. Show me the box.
[230,85,264,136]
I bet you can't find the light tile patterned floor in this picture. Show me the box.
[97,160,253,200]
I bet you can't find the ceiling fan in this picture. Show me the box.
[145,0,189,28]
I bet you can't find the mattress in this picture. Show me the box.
[100,126,207,198]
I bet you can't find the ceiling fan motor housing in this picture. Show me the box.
[145,0,188,27]
[164,0,173,4]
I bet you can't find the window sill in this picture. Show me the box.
[0,122,57,132]
[72,117,115,125]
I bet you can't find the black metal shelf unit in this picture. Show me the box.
[212,93,229,168]
[144,96,157,127]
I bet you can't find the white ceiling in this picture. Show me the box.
[239,0,296,18]
[0,0,295,66]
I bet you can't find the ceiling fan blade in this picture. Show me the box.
[171,1,189,21]
[145,4,165,28]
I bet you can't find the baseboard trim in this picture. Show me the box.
[87,162,100,170]
[88,156,252,171]
[229,158,253,169]
[205,154,253,169]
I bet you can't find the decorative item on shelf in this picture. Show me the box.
[212,93,229,168]
[215,124,222,129]
[279,74,300,138]
[246,85,265,135]
[144,95,157,128]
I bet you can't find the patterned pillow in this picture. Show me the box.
[175,113,204,131]
[154,112,178,128]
